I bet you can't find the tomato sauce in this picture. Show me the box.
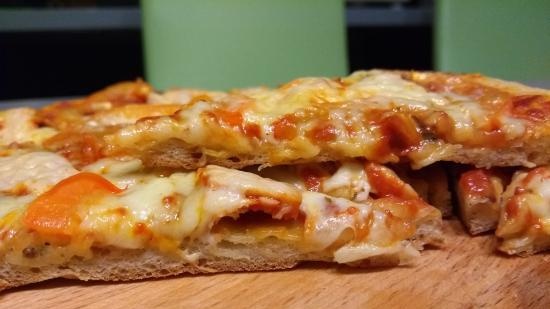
[272,114,298,140]
[459,169,494,199]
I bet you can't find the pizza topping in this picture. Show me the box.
[365,162,418,200]
[102,70,550,170]
[321,161,371,202]
[22,172,123,237]
[0,152,77,196]
[44,131,105,168]
[210,109,244,128]
[459,169,496,200]
[0,108,57,146]
[83,80,151,106]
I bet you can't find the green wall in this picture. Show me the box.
[142,0,347,90]
[435,0,550,82]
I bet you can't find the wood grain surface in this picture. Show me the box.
[1,219,549,309]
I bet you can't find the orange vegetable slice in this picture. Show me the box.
[23,172,122,237]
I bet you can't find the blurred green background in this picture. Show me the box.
[435,0,550,83]
[142,0,347,91]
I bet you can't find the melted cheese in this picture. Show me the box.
[0,152,439,265]
[322,161,370,202]
[0,108,57,145]
[299,192,370,250]
[344,70,440,106]
[86,104,182,128]
[258,161,371,202]
[0,195,34,220]
[82,157,149,189]
[0,152,77,195]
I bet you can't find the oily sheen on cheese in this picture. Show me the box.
[95,70,550,170]
[29,70,550,171]
[0,152,442,268]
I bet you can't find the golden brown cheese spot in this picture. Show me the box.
[85,80,151,106]
[459,169,496,200]
[44,132,105,168]
[36,80,151,130]
[2,184,30,197]
[210,109,243,128]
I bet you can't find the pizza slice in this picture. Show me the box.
[0,151,443,290]
[496,166,550,255]
[454,166,550,255]
[55,70,548,171]
[455,168,510,235]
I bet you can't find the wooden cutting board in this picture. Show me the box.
[2,220,550,309]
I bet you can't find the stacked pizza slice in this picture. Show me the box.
[0,70,548,290]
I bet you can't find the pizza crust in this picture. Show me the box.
[0,219,443,291]
[141,138,550,170]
